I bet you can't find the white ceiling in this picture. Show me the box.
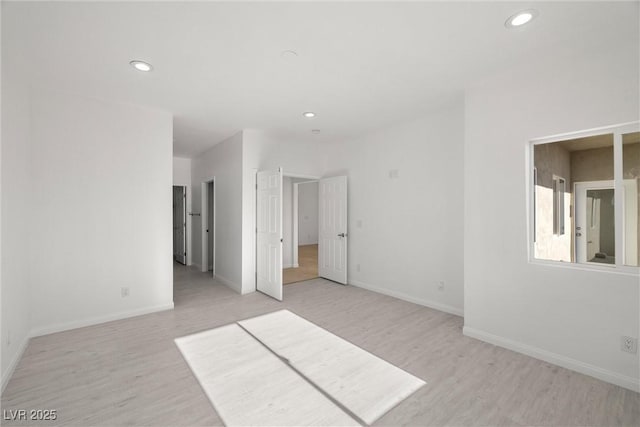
[4,1,639,157]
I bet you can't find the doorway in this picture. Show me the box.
[575,181,615,264]
[256,169,348,301]
[575,179,638,265]
[201,179,215,276]
[173,185,187,265]
[283,179,319,285]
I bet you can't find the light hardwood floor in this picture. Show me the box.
[283,244,318,285]
[1,264,638,426]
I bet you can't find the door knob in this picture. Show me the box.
[576,232,582,237]
[337,233,347,238]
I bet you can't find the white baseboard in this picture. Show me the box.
[1,334,30,394]
[349,279,464,317]
[463,326,640,393]
[30,302,175,338]
[215,274,241,293]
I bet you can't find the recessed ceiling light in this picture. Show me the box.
[303,112,316,118]
[130,60,153,72]
[505,9,538,28]
[312,129,321,134]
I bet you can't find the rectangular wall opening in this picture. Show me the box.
[530,123,639,271]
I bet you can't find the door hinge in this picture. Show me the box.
[184,252,187,256]
[255,184,258,190]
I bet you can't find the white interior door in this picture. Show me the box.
[318,176,348,284]
[207,182,214,271]
[575,181,614,264]
[174,186,187,265]
[256,168,283,300]
[173,188,177,257]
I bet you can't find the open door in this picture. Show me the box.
[318,176,348,284]
[256,168,283,300]
[174,186,187,265]
[575,181,615,264]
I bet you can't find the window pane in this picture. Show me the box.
[533,134,614,263]
[623,131,639,266]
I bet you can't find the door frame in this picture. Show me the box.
[574,180,614,265]
[292,180,320,268]
[284,173,321,271]
[173,185,188,264]
[254,171,320,292]
[201,178,216,275]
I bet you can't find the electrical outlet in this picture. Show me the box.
[388,169,400,179]
[621,336,637,354]
[437,281,445,291]
[121,287,130,298]
[356,264,361,272]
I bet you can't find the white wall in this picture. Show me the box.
[1,24,32,390]
[191,132,244,291]
[173,157,192,265]
[464,45,640,391]
[298,181,319,245]
[323,102,465,316]
[241,131,325,294]
[28,90,174,336]
[173,157,191,186]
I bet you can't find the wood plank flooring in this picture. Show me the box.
[283,244,318,285]
[1,264,638,426]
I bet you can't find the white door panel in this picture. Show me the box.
[257,169,283,300]
[319,176,348,284]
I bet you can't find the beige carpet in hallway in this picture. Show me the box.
[284,244,318,284]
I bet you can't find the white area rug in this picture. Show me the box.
[238,310,426,425]
[175,323,359,427]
